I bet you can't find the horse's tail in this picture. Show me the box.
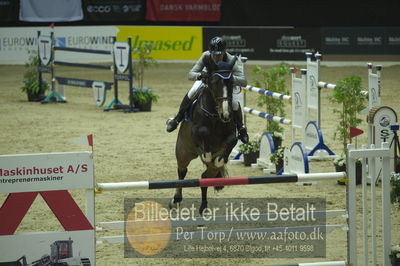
[214,165,227,191]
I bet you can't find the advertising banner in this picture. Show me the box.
[321,27,400,54]
[146,0,221,21]
[117,26,203,60]
[0,151,96,265]
[0,152,93,193]
[203,27,321,60]
[83,0,145,22]
[0,26,117,64]
[19,0,83,22]
[0,231,95,265]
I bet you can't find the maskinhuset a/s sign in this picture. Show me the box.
[0,152,93,193]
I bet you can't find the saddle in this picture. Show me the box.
[183,99,198,122]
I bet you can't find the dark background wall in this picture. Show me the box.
[1,0,399,27]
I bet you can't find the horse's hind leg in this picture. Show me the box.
[169,148,195,209]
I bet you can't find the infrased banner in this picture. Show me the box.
[117,26,203,60]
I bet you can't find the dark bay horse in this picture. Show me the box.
[170,56,239,215]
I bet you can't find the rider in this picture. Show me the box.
[166,36,249,143]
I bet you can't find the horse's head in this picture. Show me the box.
[205,56,237,123]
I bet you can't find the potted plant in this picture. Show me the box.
[329,75,367,152]
[131,87,159,111]
[270,145,285,173]
[391,172,400,208]
[130,43,159,111]
[252,63,290,147]
[390,244,400,266]
[329,75,366,184]
[239,136,260,166]
[333,153,347,172]
[21,50,49,102]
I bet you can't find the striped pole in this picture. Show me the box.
[96,172,346,192]
[318,81,368,96]
[54,46,111,55]
[245,85,291,101]
[318,81,337,90]
[243,107,291,125]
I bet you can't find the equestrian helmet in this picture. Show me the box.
[208,37,226,54]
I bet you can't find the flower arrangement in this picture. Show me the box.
[239,134,260,154]
[334,153,346,166]
[333,154,362,167]
[239,139,259,154]
[390,244,400,265]
[270,145,285,165]
[391,172,400,209]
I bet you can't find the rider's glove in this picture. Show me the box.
[197,71,208,80]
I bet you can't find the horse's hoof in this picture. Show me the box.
[213,156,225,168]
[201,152,212,163]
[169,198,181,209]
[215,186,224,191]
[199,202,208,215]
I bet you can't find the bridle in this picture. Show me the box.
[199,70,233,122]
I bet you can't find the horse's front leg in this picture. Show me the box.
[169,167,187,209]
[199,186,208,215]
[196,126,212,163]
[213,134,238,167]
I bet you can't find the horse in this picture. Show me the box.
[170,56,239,215]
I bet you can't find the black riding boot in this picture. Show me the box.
[233,107,249,143]
[166,94,193,132]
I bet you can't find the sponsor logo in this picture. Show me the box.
[294,92,302,108]
[324,36,350,46]
[223,35,255,54]
[160,4,220,11]
[379,115,390,127]
[67,36,114,46]
[87,5,112,13]
[87,4,142,13]
[277,35,306,48]
[388,36,400,45]
[357,36,382,45]
[131,35,195,51]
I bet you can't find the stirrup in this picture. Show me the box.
[166,118,179,132]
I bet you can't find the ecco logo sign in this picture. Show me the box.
[87,5,112,13]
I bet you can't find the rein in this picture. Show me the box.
[199,85,219,118]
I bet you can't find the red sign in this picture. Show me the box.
[350,127,364,138]
[146,0,221,21]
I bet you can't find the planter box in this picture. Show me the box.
[243,151,259,166]
[134,99,152,112]
[26,89,46,102]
